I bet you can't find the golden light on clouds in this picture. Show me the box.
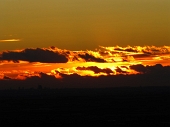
[0,45,170,80]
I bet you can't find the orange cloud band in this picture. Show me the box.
[0,45,170,80]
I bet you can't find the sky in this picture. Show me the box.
[0,0,170,89]
[0,0,170,51]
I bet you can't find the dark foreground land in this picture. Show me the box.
[0,86,170,126]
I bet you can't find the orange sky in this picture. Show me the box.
[0,45,170,80]
[0,0,170,51]
[0,1,170,81]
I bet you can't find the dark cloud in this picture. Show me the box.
[130,54,153,59]
[3,76,11,80]
[78,53,106,62]
[76,66,113,74]
[39,72,56,80]
[130,64,147,73]
[145,64,170,74]
[0,48,68,63]
[1,69,170,89]
[130,64,170,74]
[114,47,136,52]
[113,46,170,55]
[121,66,128,69]
[116,67,128,74]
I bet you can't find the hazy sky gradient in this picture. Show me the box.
[0,0,169,51]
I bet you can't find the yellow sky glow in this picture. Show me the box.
[0,0,169,50]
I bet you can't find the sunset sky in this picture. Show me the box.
[0,0,170,51]
[0,0,170,88]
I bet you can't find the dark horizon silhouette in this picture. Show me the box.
[0,67,170,89]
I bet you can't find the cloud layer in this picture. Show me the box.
[0,65,170,89]
[0,45,170,88]
[0,48,68,63]
[76,66,113,74]
[130,64,170,74]
[0,46,170,64]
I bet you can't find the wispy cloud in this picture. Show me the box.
[0,39,21,42]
